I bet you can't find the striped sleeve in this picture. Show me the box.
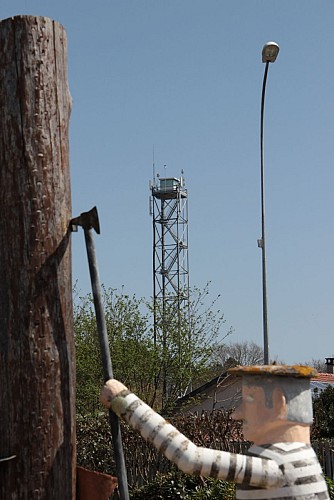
[236,443,330,499]
[110,391,283,488]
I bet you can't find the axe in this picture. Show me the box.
[71,207,129,500]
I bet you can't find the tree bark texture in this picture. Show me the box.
[0,16,75,499]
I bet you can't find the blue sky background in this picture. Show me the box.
[2,1,334,365]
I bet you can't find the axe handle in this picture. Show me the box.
[84,228,113,379]
[83,228,129,500]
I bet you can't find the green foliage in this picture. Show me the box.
[74,288,156,414]
[146,282,229,409]
[129,475,334,500]
[74,294,104,416]
[76,411,333,499]
[74,284,228,414]
[103,290,157,403]
[76,414,114,474]
[325,477,334,499]
[130,471,236,499]
[76,410,245,489]
[312,386,334,438]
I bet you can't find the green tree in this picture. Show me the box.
[148,283,229,409]
[312,385,334,438]
[75,288,155,415]
[74,284,228,415]
[74,293,103,416]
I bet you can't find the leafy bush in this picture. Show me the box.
[129,471,235,499]
[130,473,334,500]
[326,476,334,499]
[76,413,334,499]
[312,386,334,438]
[74,285,228,414]
[76,413,115,474]
[76,411,245,488]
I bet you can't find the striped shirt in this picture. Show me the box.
[110,391,329,499]
[236,442,329,499]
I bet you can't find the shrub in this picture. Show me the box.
[312,386,334,438]
[326,476,334,499]
[129,471,236,499]
[76,410,246,488]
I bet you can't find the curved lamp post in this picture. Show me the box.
[258,41,279,364]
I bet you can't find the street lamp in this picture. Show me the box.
[258,41,279,365]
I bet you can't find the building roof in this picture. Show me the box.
[313,372,334,383]
[175,370,334,412]
[174,370,238,410]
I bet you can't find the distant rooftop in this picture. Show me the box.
[313,372,334,383]
[309,372,334,396]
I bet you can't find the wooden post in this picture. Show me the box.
[0,16,75,498]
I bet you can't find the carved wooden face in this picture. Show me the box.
[231,384,287,444]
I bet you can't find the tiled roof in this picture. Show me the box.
[312,372,334,382]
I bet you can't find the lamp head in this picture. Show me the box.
[262,41,280,63]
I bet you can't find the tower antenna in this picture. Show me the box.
[152,145,156,187]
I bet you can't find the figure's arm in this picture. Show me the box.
[101,380,283,488]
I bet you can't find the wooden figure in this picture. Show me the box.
[101,365,329,499]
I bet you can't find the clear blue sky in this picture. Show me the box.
[2,1,334,365]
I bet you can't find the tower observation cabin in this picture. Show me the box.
[152,177,187,200]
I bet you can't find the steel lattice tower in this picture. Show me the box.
[150,175,190,403]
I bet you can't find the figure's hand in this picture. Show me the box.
[100,379,128,408]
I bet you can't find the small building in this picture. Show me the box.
[174,367,241,416]
[175,358,334,415]
[311,357,334,396]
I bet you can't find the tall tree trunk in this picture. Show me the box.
[0,16,75,498]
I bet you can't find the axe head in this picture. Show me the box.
[71,206,100,234]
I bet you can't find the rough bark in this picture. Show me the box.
[0,16,75,499]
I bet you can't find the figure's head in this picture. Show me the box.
[229,365,316,444]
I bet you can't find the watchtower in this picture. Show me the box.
[150,175,190,343]
[150,174,190,401]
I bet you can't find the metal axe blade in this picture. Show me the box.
[70,206,100,234]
